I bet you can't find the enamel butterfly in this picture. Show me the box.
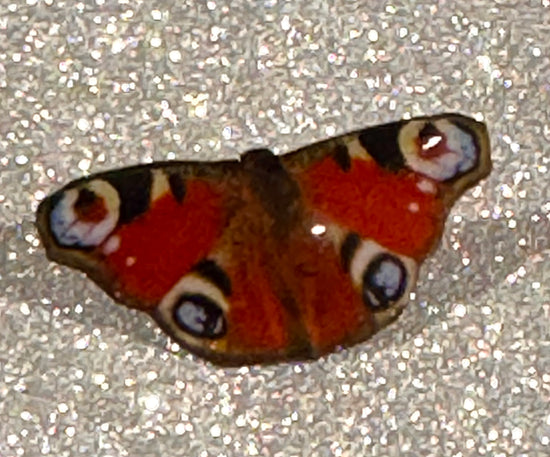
[36,114,491,365]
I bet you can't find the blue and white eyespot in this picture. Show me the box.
[399,118,478,181]
[347,238,418,327]
[155,273,230,349]
[49,179,120,247]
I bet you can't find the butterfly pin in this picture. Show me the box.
[36,114,491,365]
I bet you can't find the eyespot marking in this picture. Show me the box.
[362,253,407,310]
[399,119,479,181]
[347,238,418,323]
[49,179,120,247]
[155,273,231,349]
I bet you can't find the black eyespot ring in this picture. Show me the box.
[362,253,407,311]
[173,293,227,339]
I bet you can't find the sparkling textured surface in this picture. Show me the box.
[1,1,549,456]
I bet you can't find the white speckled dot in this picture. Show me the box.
[169,50,182,63]
[210,424,222,438]
[7,434,18,445]
[15,154,29,165]
[77,118,90,131]
[92,373,106,385]
[463,398,476,411]
[150,37,162,48]
[143,395,160,411]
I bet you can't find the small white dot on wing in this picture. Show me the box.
[416,179,437,194]
[102,235,121,255]
[311,224,326,235]
[422,135,443,150]
[408,202,420,213]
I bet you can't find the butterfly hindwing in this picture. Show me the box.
[36,113,491,365]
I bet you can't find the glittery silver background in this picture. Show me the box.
[1,1,549,456]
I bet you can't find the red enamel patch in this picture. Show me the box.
[297,157,446,259]
[103,180,226,306]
